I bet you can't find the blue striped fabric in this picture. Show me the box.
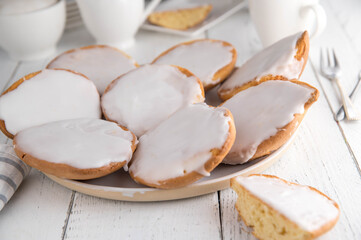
[0,144,31,211]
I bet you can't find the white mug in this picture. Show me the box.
[248,0,327,47]
[0,0,66,61]
[76,0,161,49]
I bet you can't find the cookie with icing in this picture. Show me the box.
[101,64,205,137]
[152,39,237,91]
[47,45,138,95]
[148,4,212,30]
[218,31,309,101]
[129,103,235,189]
[221,79,319,164]
[0,69,101,139]
[14,118,137,180]
[231,174,340,240]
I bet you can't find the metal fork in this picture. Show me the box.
[320,48,361,121]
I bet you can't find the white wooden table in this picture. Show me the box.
[1,0,361,239]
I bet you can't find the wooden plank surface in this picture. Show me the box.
[0,170,74,240]
[309,0,361,173]
[0,1,361,239]
[64,193,222,240]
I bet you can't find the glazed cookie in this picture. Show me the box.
[129,103,235,189]
[47,45,138,94]
[0,69,101,138]
[221,80,319,164]
[231,174,340,240]
[14,118,137,180]
[152,39,237,91]
[148,3,212,30]
[101,64,205,137]
[218,31,309,100]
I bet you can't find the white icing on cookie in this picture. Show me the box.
[129,103,231,185]
[219,32,304,95]
[235,175,339,232]
[222,80,314,164]
[153,40,234,87]
[101,64,204,137]
[0,69,101,135]
[47,46,137,94]
[14,118,136,169]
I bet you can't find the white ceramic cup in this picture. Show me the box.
[0,0,66,61]
[76,0,161,49]
[248,0,327,47]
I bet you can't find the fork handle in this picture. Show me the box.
[335,77,361,120]
[335,75,361,121]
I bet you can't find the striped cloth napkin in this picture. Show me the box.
[0,144,31,210]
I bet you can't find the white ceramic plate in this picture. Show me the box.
[141,0,247,37]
